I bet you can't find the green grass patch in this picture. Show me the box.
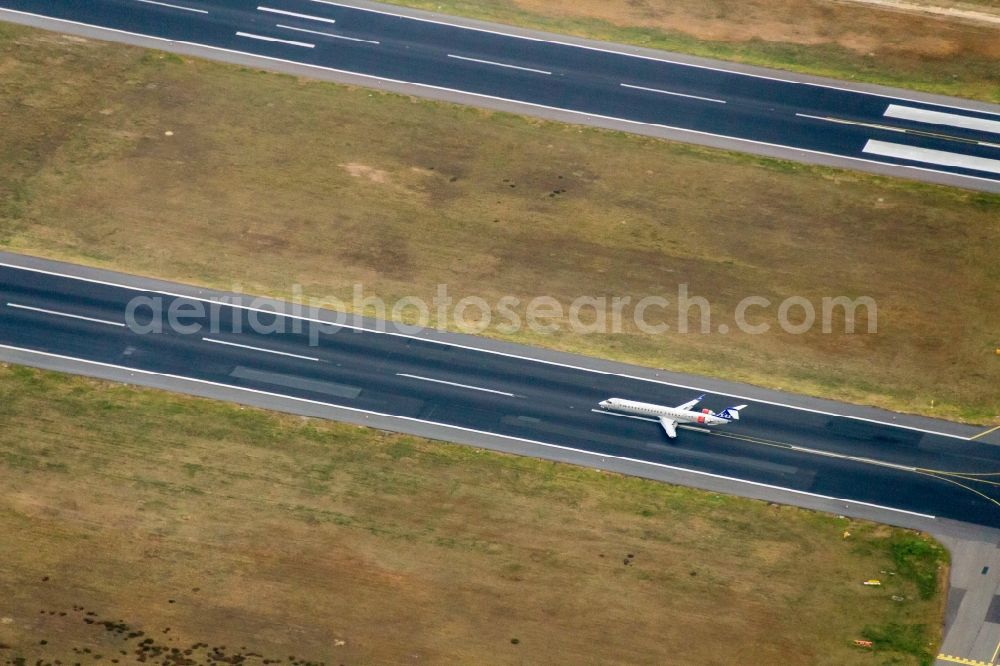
[891,534,950,600]
[862,622,934,664]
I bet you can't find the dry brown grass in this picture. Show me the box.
[1,24,999,424]
[386,0,1000,102]
[0,364,947,664]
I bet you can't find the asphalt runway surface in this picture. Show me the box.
[3,261,1000,528]
[2,0,1000,190]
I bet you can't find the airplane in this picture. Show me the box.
[597,395,747,439]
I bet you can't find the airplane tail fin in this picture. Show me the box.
[717,405,748,421]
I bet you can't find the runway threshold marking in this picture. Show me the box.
[5,6,997,191]
[396,373,518,397]
[971,425,1000,441]
[885,104,1000,136]
[257,6,338,25]
[276,24,380,44]
[864,140,1000,175]
[447,54,551,75]
[235,31,315,48]
[135,0,208,13]
[201,337,320,361]
[5,302,125,328]
[620,82,726,104]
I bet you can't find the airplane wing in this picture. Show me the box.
[675,394,705,412]
[659,417,678,439]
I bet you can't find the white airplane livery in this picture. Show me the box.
[598,395,747,439]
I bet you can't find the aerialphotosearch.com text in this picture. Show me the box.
[124,284,878,345]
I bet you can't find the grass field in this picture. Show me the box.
[384,0,1000,103]
[0,364,948,664]
[1,24,998,423]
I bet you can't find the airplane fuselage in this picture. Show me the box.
[599,398,730,427]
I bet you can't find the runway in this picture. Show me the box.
[2,0,1000,191]
[3,258,1000,529]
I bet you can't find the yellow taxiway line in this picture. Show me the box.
[938,639,1000,666]
[971,425,1000,441]
[937,654,992,666]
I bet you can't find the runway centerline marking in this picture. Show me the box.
[796,113,1000,148]
[621,83,726,104]
[396,373,518,397]
[0,341,939,520]
[276,24,380,44]
[235,32,314,48]
[257,6,337,25]
[595,405,1000,507]
[591,408,657,423]
[2,8,996,190]
[202,337,320,361]
[447,54,551,75]
[593,407,923,473]
[0,258,978,441]
[135,0,208,13]
[302,0,1000,116]
[712,430,925,473]
[179,37,1000,187]
[798,113,906,133]
[4,2,999,130]
[5,302,125,328]
[309,0,546,42]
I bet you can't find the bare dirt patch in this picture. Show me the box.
[837,0,1000,26]
[340,162,391,184]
